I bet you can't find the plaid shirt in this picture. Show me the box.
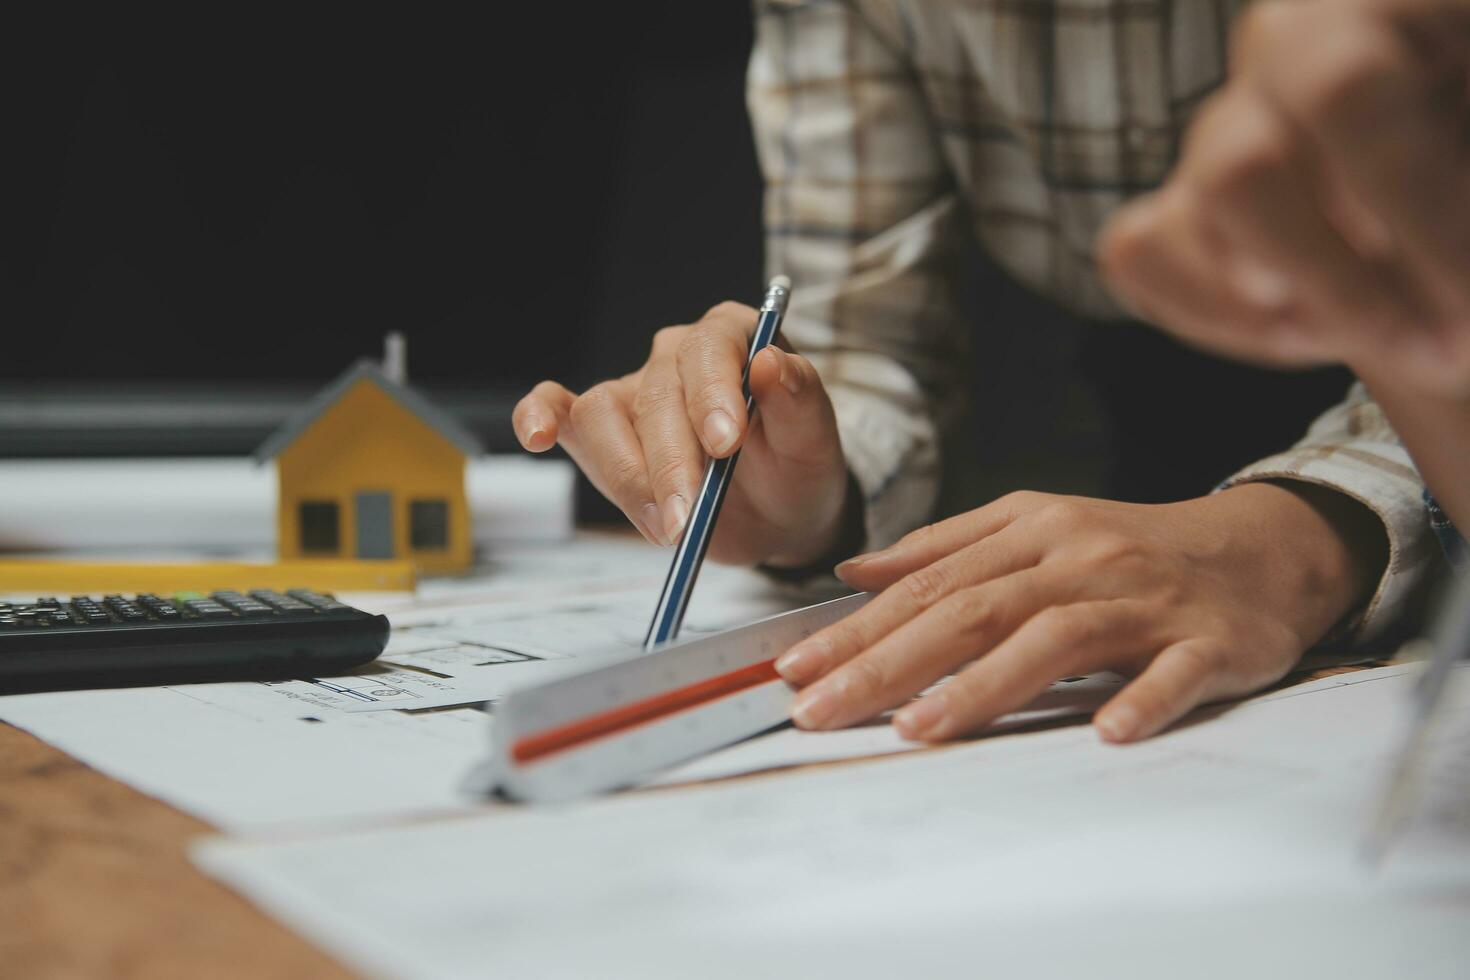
[749,0,1437,637]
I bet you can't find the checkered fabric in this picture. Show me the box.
[749,0,1436,636]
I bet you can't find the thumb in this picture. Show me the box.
[745,347,843,469]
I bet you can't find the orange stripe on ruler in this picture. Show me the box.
[510,659,783,765]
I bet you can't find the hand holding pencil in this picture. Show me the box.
[513,283,849,571]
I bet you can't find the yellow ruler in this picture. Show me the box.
[0,559,417,595]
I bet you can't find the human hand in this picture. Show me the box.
[774,485,1385,743]
[1099,0,1470,394]
[513,302,850,567]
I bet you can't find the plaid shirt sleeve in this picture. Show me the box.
[747,0,969,552]
[748,0,1436,640]
[1221,383,1440,639]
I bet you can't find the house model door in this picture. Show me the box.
[355,491,395,559]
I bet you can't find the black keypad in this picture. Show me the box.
[0,590,352,629]
[0,589,385,687]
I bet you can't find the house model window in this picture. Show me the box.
[299,501,341,554]
[410,499,449,551]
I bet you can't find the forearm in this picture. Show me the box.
[1358,368,1470,532]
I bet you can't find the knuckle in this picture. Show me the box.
[1030,606,1087,650]
[838,656,888,701]
[703,299,752,322]
[650,325,686,356]
[648,454,692,492]
[1174,642,1226,679]
[674,331,714,373]
[999,489,1047,511]
[530,380,565,402]
[1034,500,1090,533]
[631,379,680,418]
[568,385,613,426]
[820,621,865,661]
[899,565,952,610]
[1084,532,1146,570]
[935,588,997,638]
[604,455,648,501]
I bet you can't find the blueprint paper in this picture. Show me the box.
[0,537,802,832]
[0,455,573,551]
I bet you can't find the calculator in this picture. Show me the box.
[0,589,389,689]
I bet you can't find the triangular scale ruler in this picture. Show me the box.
[489,592,870,803]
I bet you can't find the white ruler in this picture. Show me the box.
[487,592,870,803]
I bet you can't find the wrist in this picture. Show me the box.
[761,473,865,579]
[1196,482,1387,644]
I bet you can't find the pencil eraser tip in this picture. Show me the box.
[770,275,792,292]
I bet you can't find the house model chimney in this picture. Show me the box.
[383,332,407,385]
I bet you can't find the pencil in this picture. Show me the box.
[643,276,792,650]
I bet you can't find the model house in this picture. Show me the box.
[255,349,481,573]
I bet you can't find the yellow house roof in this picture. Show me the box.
[253,359,484,463]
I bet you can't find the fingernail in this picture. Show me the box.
[702,410,739,456]
[1095,704,1139,742]
[521,416,546,447]
[791,683,840,729]
[774,639,827,685]
[1231,260,1293,312]
[641,503,668,546]
[778,353,802,395]
[894,694,948,740]
[834,553,875,579]
[663,494,690,544]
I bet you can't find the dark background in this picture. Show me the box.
[4,5,762,388]
[3,3,1351,515]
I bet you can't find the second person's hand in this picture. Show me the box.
[773,485,1385,743]
[513,301,851,568]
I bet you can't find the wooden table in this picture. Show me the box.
[0,661,1381,978]
[0,722,352,980]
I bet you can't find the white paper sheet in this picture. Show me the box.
[194,665,1470,980]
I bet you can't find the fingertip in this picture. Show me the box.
[834,551,902,591]
[701,409,742,457]
[892,693,949,742]
[750,347,810,401]
[750,345,783,384]
[1093,702,1141,743]
[833,562,882,591]
[522,421,557,453]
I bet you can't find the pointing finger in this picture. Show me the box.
[513,380,576,453]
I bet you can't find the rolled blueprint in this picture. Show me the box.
[0,456,573,552]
